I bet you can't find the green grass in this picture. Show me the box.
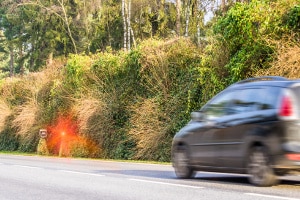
[0,151,171,165]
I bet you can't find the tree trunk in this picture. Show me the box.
[47,52,53,66]
[122,0,127,50]
[185,0,191,37]
[9,46,14,77]
[176,0,181,36]
[221,0,226,14]
[196,0,201,47]
[127,0,131,51]
[130,26,136,49]
[197,16,201,46]
[19,44,25,75]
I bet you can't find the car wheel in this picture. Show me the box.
[247,146,278,187]
[173,147,195,179]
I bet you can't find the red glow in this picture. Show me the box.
[45,114,101,157]
[279,96,293,117]
[47,115,79,156]
[286,154,300,161]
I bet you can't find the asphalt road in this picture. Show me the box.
[0,154,300,200]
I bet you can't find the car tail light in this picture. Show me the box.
[278,89,299,120]
[286,154,300,161]
[279,96,293,117]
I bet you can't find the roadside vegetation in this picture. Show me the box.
[0,0,299,162]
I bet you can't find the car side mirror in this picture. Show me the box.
[191,111,204,121]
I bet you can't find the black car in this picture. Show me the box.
[172,76,300,186]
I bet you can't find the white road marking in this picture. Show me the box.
[129,178,204,189]
[59,170,105,177]
[245,193,300,200]
[7,164,105,177]
[13,165,42,170]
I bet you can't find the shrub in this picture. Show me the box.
[13,100,38,135]
[0,99,12,133]
[213,0,300,83]
[0,78,31,106]
[0,116,19,151]
[128,98,166,160]
[283,5,300,32]
[17,125,40,152]
[198,36,229,103]
[254,36,300,78]
[72,93,110,158]
[37,138,49,155]
[69,137,101,158]
[64,54,94,94]
[126,38,202,161]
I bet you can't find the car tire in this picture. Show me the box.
[173,147,195,179]
[247,146,279,187]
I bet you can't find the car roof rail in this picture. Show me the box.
[236,76,288,84]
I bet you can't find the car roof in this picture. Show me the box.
[227,76,300,90]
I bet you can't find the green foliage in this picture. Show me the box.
[68,137,99,158]
[66,38,202,162]
[17,126,40,153]
[124,38,202,161]
[69,143,89,158]
[197,35,229,104]
[0,116,19,151]
[37,79,70,124]
[284,5,300,31]
[113,138,136,160]
[0,130,19,151]
[213,1,285,82]
[37,81,57,124]
[89,1,123,52]
[0,0,207,75]
[89,50,142,159]
[64,54,92,92]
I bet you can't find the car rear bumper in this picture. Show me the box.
[272,154,300,174]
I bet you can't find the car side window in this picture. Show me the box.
[202,91,234,119]
[231,87,279,114]
[202,87,279,119]
[260,87,280,109]
[231,89,257,113]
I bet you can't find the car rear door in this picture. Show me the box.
[219,87,280,169]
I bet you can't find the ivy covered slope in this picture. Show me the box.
[0,1,299,162]
[0,38,202,161]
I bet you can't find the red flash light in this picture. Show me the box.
[47,115,79,156]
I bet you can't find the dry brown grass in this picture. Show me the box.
[1,58,66,135]
[72,93,107,134]
[128,98,167,160]
[1,58,65,93]
[139,38,200,99]
[0,99,12,132]
[255,36,300,78]
[139,39,170,97]
[12,99,38,135]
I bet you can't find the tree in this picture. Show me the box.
[0,0,25,76]
[17,0,78,53]
[122,0,136,51]
[0,0,105,73]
